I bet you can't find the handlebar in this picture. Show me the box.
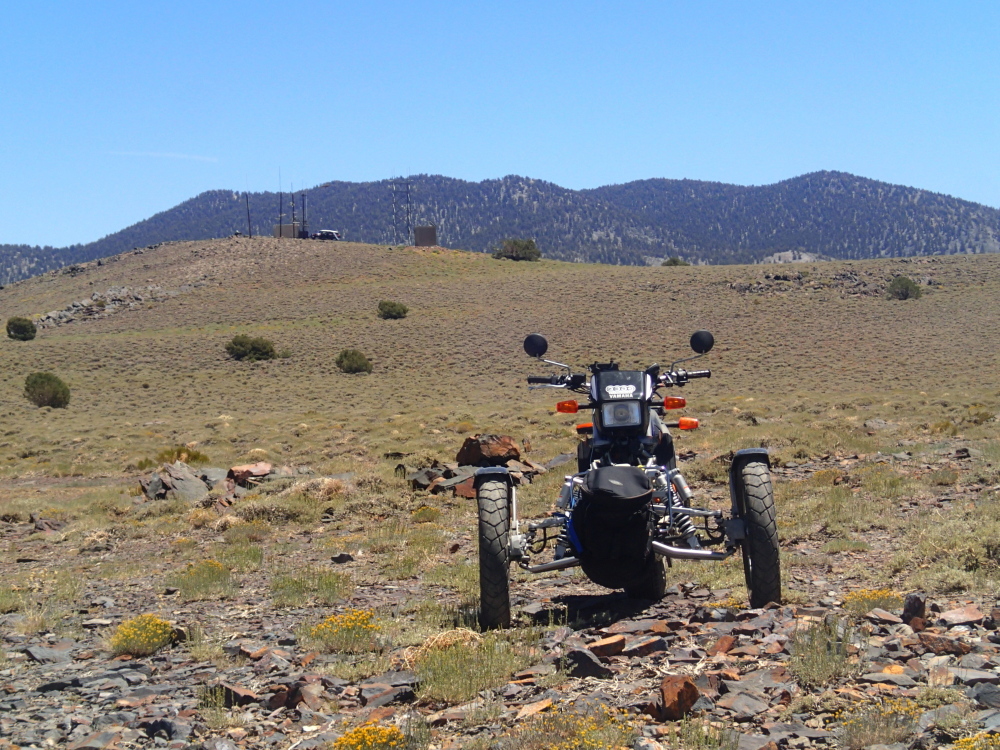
[527,376,559,384]
[686,370,712,379]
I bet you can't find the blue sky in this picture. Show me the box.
[2,1,997,247]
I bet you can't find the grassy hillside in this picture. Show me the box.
[1,237,998,478]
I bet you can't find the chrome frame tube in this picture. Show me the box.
[650,540,732,561]
[525,556,580,573]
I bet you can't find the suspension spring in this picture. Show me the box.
[667,481,698,539]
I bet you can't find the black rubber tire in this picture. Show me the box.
[577,437,592,473]
[738,461,782,608]
[477,480,512,629]
[625,555,667,600]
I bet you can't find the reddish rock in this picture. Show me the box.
[605,619,671,635]
[220,683,258,708]
[366,706,397,723]
[622,636,668,657]
[456,435,521,465]
[227,462,272,486]
[707,635,736,656]
[453,477,476,498]
[657,675,700,721]
[866,608,903,624]
[939,604,984,626]
[910,616,927,632]
[587,635,626,657]
[919,633,973,656]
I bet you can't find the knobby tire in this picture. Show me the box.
[477,480,511,629]
[739,461,781,607]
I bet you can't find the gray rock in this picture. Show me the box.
[860,672,918,687]
[25,645,72,664]
[949,667,1000,685]
[201,740,239,750]
[974,683,1000,708]
[556,649,615,679]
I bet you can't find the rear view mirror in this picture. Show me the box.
[690,330,714,354]
[523,334,548,358]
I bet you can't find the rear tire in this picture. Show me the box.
[477,480,512,629]
[738,461,781,608]
[625,555,666,600]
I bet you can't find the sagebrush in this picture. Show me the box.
[24,372,70,408]
[225,334,277,361]
[336,348,373,374]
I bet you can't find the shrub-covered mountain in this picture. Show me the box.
[3,171,999,283]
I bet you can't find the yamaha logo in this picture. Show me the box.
[604,384,636,398]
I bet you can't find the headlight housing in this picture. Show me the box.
[600,401,642,429]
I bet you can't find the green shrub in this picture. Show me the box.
[336,349,373,374]
[377,300,409,319]
[6,317,36,341]
[789,616,856,688]
[156,445,210,465]
[492,238,541,261]
[662,256,690,267]
[225,334,277,361]
[24,372,70,408]
[886,275,922,300]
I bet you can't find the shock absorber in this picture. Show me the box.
[655,472,701,548]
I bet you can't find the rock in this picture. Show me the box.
[939,604,984,627]
[707,635,737,656]
[455,435,521,465]
[66,731,122,750]
[557,649,614,679]
[201,740,239,750]
[717,691,771,720]
[142,461,211,502]
[226,462,273,487]
[948,667,1000,685]
[218,683,258,707]
[972,683,1000,709]
[26,644,73,664]
[866,608,903,624]
[622,636,668,657]
[587,635,626,657]
[918,633,973,655]
[656,675,700,721]
[515,697,553,720]
[902,593,926,624]
[860,672,917,687]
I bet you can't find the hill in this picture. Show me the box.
[2,240,1000,746]
[3,171,999,283]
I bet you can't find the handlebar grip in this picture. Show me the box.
[527,376,554,384]
[687,370,712,379]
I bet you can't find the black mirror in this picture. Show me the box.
[523,333,548,358]
[690,330,714,354]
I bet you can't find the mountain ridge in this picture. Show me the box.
[3,170,998,284]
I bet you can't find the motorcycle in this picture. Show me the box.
[475,331,781,628]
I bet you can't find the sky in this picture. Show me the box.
[2,1,998,248]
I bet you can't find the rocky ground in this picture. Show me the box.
[2,441,999,750]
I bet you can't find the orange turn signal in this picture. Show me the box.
[556,400,579,414]
[678,417,699,430]
[576,422,593,435]
[663,396,687,410]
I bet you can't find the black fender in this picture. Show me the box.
[474,466,514,492]
[729,448,771,517]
